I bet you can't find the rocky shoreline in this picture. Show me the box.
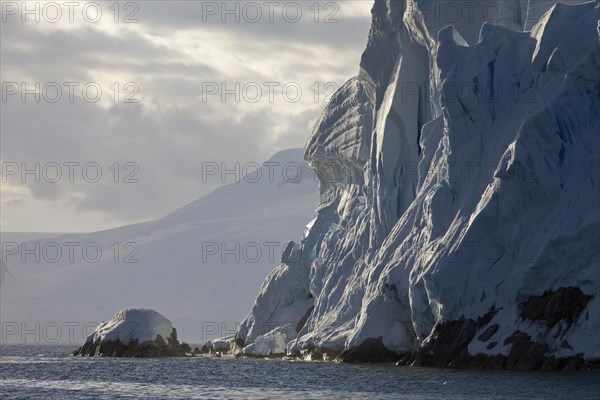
[197,335,600,371]
[198,342,600,371]
[201,288,599,371]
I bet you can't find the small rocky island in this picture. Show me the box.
[71,308,191,357]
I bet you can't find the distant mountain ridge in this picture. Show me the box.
[0,148,319,344]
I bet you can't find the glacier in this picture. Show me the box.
[234,0,600,369]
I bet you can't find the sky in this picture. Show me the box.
[0,0,373,233]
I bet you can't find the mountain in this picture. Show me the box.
[234,0,600,370]
[0,149,319,343]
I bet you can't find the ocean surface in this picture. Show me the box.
[1,344,599,399]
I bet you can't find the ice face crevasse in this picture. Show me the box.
[236,0,600,366]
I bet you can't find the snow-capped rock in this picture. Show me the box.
[85,308,174,344]
[237,0,600,370]
[72,308,191,357]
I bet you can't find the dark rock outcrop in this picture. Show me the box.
[412,318,477,368]
[336,337,403,363]
[519,287,592,328]
[295,306,315,333]
[503,331,549,370]
[72,328,191,357]
[478,324,499,342]
[403,294,596,371]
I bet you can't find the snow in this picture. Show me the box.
[237,242,313,345]
[206,338,232,352]
[242,324,297,356]
[238,0,600,361]
[85,309,174,345]
[0,149,318,344]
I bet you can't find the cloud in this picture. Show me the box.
[0,0,373,232]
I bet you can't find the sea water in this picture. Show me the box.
[1,344,599,399]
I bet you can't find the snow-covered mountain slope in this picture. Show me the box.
[236,1,600,369]
[0,149,318,343]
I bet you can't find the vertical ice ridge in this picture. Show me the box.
[237,0,600,363]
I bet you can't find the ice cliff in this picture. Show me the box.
[235,0,600,369]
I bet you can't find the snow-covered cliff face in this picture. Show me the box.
[237,0,600,368]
